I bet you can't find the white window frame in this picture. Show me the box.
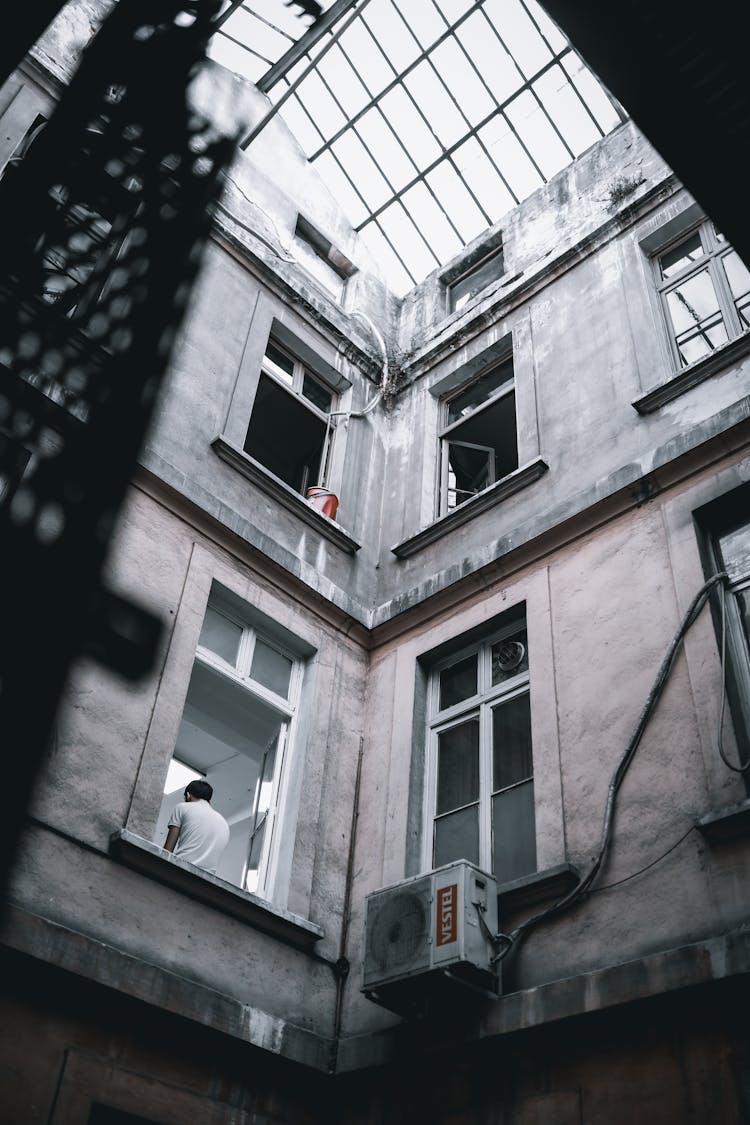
[654,218,750,370]
[438,354,516,516]
[422,619,535,882]
[182,599,303,900]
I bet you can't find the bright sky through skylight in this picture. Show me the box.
[210,0,625,296]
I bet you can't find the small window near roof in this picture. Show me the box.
[447,244,505,314]
[293,215,356,301]
[244,336,336,496]
[655,220,750,368]
[438,355,517,515]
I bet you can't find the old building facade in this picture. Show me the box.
[2,4,750,1122]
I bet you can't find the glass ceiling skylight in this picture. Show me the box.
[210,0,626,296]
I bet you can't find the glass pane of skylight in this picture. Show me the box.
[279,94,325,153]
[562,53,621,134]
[337,19,394,99]
[486,0,553,78]
[430,37,495,126]
[456,11,525,106]
[317,44,371,118]
[533,65,601,156]
[379,86,442,167]
[433,0,474,23]
[359,222,414,295]
[525,0,568,54]
[400,181,463,263]
[479,116,543,201]
[313,151,369,228]
[453,137,516,222]
[331,131,393,210]
[295,71,347,139]
[425,162,489,242]
[210,35,267,84]
[379,201,439,280]
[505,89,572,178]
[362,1,421,72]
[357,107,419,191]
[404,60,468,147]
[394,0,446,50]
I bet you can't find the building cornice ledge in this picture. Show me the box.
[391,458,549,559]
[212,437,361,555]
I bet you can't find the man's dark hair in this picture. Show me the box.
[185,779,213,801]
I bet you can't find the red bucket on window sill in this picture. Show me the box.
[306,486,339,520]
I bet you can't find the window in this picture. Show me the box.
[446,244,505,315]
[155,593,301,897]
[697,484,750,775]
[656,219,750,368]
[439,354,517,514]
[244,337,337,495]
[425,614,536,884]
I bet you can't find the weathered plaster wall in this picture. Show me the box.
[5,480,368,1052]
[340,448,750,1056]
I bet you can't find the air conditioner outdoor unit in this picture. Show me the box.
[361,860,499,1018]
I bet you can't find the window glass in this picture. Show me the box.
[492,779,536,883]
[665,269,727,365]
[251,638,293,698]
[302,372,333,413]
[434,805,480,867]
[436,719,480,814]
[492,692,532,790]
[244,372,327,491]
[721,250,750,328]
[439,653,477,709]
[659,232,703,280]
[448,245,504,313]
[198,604,242,665]
[447,360,513,424]
[265,341,294,383]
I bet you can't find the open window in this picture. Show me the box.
[154,593,302,898]
[439,354,517,514]
[243,337,337,496]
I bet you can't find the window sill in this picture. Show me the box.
[497,863,580,914]
[696,798,750,843]
[212,436,361,555]
[110,829,324,951]
[633,332,750,414]
[391,457,548,559]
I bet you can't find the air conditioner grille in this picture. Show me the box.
[367,889,429,974]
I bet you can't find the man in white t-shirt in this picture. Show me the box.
[163,779,230,875]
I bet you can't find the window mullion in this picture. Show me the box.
[479,701,493,874]
[713,250,744,337]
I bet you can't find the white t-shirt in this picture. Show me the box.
[168,799,230,875]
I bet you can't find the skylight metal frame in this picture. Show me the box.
[230,0,626,294]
